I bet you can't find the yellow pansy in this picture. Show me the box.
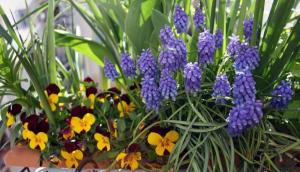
[48,93,59,111]
[147,130,179,156]
[116,152,141,171]
[62,128,75,140]
[22,123,33,140]
[6,112,15,128]
[94,133,110,151]
[61,150,83,168]
[117,101,136,117]
[70,113,96,134]
[28,132,48,151]
[112,120,118,138]
[88,94,96,109]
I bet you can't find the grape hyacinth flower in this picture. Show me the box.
[212,74,231,104]
[168,38,187,69]
[270,81,293,110]
[104,58,119,80]
[243,18,253,41]
[137,49,159,78]
[174,4,188,33]
[193,8,204,30]
[121,53,136,78]
[227,100,263,136]
[233,43,260,72]
[227,35,241,59]
[184,62,202,94]
[159,50,178,72]
[214,29,223,49]
[159,69,177,101]
[160,26,175,46]
[233,71,256,105]
[198,30,216,65]
[141,77,162,111]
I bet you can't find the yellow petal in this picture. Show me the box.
[129,159,139,171]
[49,94,59,104]
[61,150,71,160]
[147,132,163,146]
[71,117,82,133]
[165,130,179,142]
[73,150,83,160]
[37,132,48,142]
[135,152,142,161]
[50,103,57,111]
[88,94,95,109]
[116,152,126,162]
[155,144,165,156]
[165,142,175,154]
[38,142,46,151]
[94,133,102,141]
[65,159,76,168]
[29,137,38,150]
[6,112,15,127]
[83,113,96,125]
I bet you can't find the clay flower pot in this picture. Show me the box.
[4,146,109,170]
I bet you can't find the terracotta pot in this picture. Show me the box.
[4,146,109,169]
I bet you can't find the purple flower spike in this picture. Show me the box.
[159,69,177,101]
[227,100,263,136]
[141,77,162,111]
[212,74,231,104]
[198,30,216,65]
[137,49,159,78]
[193,8,204,30]
[214,28,223,49]
[243,18,253,41]
[270,81,293,110]
[174,4,188,33]
[121,53,136,78]
[167,38,187,70]
[104,58,119,80]
[227,35,242,59]
[160,25,175,46]
[184,62,202,94]
[233,43,260,72]
[159,50,178,72]
[233,71,256,105]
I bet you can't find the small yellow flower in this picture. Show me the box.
[117,101,135,117]
[112,120,118,138]
[70,113,96,134]
[147,130,179,156]
[94,133,110,151]
[48,93,59,111]
[61,150,83,168]
[88,94,96,109]
[6,112,15,128]
[22,122,33,140]
[116,152,141,171]
[28,132,48,151]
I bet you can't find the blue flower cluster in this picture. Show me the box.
[137,49,159,78]
[104,58,119,80]
[214,29,223,49]
[233,43,260,72]
[193,8,204,30]
[160,26,175,46]
[232,71,256,105]
[227,100,263,135]
[184,62,202,94]
[212,74,231,104]
[198,30,216,65]
[270,81,293,110]
[121,53,136,78]
[159,50,178,72]
[159,69,177,101]
[174,4,188,33]
[141,77,162,111]
[243,18,253,41]
[167,38,187,70]
[227,35,241,59]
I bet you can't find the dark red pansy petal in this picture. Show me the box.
[107,87,121,95]
[8,104,22,115]
[46,84,60,95]
[95,126,110,137]
[20,112,27,123]
[38,119,49,133]
[149,126,170,136]
[129,83,141,91]
[70,106,84,118]
[64,140,80,153]
[128,143,140,153]
[97,92,108,99]
[86,87,97,97]
[26,115,39,133]
[84,77,94,83]
[120,94,131,104]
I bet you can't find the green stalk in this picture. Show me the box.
[47,0,57,84]
[237,0,250,39]
[209,0,217,33]
[251,0,265,46]
[227,0,240,36]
